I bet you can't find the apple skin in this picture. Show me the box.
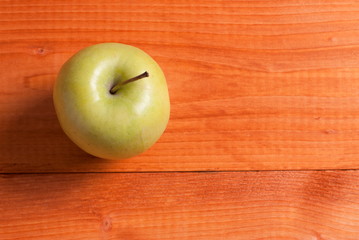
[53,43,170,160]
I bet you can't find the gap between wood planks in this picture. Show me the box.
[1,168,358,175]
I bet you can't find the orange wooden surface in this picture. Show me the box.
[1,171,359,240]
[2,0,359,172]
[2,1,359,239]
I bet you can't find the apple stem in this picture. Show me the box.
[110,71,149,94]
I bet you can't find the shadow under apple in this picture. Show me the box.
[0,94,98,173]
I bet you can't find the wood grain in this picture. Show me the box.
[2,0,359,172]
[1,171,359,239]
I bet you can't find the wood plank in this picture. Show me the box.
[1,171,359,239]
[3,0,359,171]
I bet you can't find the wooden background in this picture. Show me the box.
[1,0,359,239]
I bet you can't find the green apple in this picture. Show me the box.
[53,43,170,160]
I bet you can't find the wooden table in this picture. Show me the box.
[2,0,359,239]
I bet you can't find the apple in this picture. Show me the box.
[53,43,170,160]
